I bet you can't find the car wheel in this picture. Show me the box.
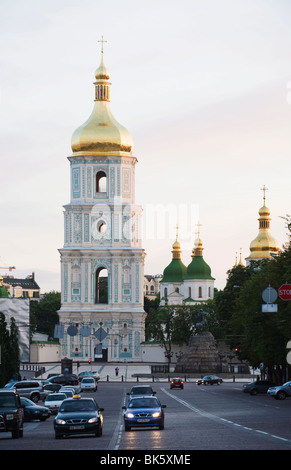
[125,425,131,432]
[250,389,258,395]
[276,391,286,400]
[55,433,62,439]
[159,422,164,430]
[96,424,103,437]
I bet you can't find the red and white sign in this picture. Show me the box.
[278,284,291,301]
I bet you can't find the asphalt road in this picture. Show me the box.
[0,381,290,453]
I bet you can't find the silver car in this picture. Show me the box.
[267,381,291,400]
[4,380,46,403]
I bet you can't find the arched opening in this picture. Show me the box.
[96,171,107,193]
[95,267,108,304]
[198,286,202,298]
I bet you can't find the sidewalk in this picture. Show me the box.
[21,362,252,383]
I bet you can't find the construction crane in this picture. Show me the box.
[0,266,16,272]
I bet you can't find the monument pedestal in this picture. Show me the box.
[175,331,221,374]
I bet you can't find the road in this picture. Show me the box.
[0,381,290,453]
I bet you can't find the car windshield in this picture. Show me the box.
[59,400,97,412]
[128,398,159,408]
[130,387,152,394]
[82,378,94,383]
[0,395,17,407]
[45,394,66,401]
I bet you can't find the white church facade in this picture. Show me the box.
[58,44,146,362]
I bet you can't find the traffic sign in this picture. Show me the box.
[262,286,277,304]
[278,283,291,301]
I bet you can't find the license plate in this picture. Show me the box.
[69,425,85,430]
[137,418,150,423]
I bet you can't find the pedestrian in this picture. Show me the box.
[115,367,119,376]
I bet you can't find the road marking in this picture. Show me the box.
[107,391,126,450]
[161,387,290,446]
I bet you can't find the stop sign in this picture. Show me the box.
[278,284,291,301]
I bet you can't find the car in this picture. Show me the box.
[44,393,67,414]
[54,396,104,439]
[43,383,63,395]
[20,397,51,421]
[242,380,275,395]
[78,371,100,382]
[127,385,156,397]
[60,385,81,395]
[0,390,24,439]
[47,374,79,386]
[122,396,166,431]
[4,380,46,403]
[59,389,74,398]
[170,378,184,389]
[267,381,291,400]
[80,378,97,392]
[196,375,223,385]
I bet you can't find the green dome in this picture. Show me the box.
[185,256,214,280]
[161,259,187,283]
[0,285,9,298]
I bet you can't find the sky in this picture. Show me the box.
[0,0,290,293]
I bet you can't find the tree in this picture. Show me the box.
[30,291,61,339]
[0,313,20,387]
[230,232,291,383]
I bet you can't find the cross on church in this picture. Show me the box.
[175,224,179,240]
[98,35,107,53]
[261,184,268,204]
[195,222,202,238]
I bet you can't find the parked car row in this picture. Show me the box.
[243,380,291,400]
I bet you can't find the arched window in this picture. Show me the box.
[198,286,202,298]
[188,287,191,298]
[95,267,108,304]
[164,287,168,298]
[96,171,107,193]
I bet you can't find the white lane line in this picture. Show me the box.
[161,387,290,445]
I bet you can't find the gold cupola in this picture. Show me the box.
[246,186,280,264]
[71,39,133,157]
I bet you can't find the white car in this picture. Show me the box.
[80,378,97,392]
[44,393,67,414]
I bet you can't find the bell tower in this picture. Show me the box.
[58,40,146,362]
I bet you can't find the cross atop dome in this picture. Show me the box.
[98,35,107,54]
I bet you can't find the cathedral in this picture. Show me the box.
[159,226,215,306]
[58,42,146,362]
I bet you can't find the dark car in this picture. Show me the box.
[170,378,184,389]
[54,397,104,439]
[267,381,291,400]
[0,390,24,438]
[196,375,223,385]
[243,380,275,395]
[20,397,51,421]
[122,396,166,431]
[43,383,63,394]
[127,385,156,397]
[47,374,79,386]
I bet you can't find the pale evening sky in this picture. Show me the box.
[0,0,290,292]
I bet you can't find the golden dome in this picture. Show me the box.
[71,52,133,157]
[246,189,280,261]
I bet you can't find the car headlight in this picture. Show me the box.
[88,417,98,424]
[152,412,161,418]
[125,412,135,419]
[55,419,66,425]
